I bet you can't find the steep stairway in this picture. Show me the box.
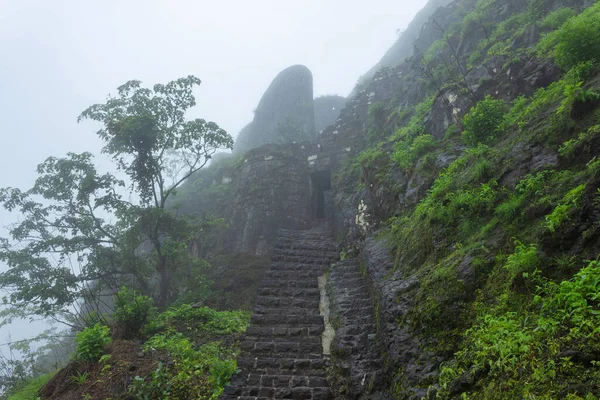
[221,223,339,400]
[328,259,382,397]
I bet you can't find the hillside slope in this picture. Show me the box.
[329,0,600,397]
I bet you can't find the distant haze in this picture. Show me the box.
[0,0,428,344]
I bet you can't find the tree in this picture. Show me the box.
[0,76,233,321]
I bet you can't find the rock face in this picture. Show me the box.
[351,0,454,95]
[314,95,346,133]
[228,144,313,255]
[182,0,600,397]
[234,65,316,155]
[221,224,338,399]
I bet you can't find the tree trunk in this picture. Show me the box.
[157,256,171,309]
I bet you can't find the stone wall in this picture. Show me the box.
[228,144,313,255]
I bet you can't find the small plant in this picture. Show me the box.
[410,134,437,156]
[462,96,507,146]
[71,371,90,385]
[127,362,172,400]
[504,240,539,277]
[544,184,586,232]
[559,125,600,158]
[75,324,111,362]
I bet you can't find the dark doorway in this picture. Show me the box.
[310,170,332,219]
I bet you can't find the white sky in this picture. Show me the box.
[0,0,427,346]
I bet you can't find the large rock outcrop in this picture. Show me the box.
[234,65,316,155]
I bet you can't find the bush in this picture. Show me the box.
[75,324,111,362]
[410,134,436,156]
[145,304,251,335]
[538,7,576,30]
[113,286,156,339]
[551,3,600,69]
[462,96,507,146]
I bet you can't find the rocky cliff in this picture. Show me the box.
[234,65,317,155]
[183,0,600,398]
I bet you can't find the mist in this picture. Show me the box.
[0,0,428,352]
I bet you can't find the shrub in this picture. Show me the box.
[462,96,507,146]
[75,324,111,362]
[410,134,436,156]
[538,7,576,30]
[547,3,600,69]
[113,286,156,339]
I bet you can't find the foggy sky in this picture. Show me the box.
[0,0,427,345]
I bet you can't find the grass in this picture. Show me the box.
[8,372,55,400]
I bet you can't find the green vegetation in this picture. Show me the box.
[7,372,55,400]
[538,7,577,30]
[462,95,507,146]
[145,304,251,335]
[539,3,600,69]
[130,304,250,399]
[544,183,586,233]
[334,1,600,397]
[0,76,234,326]
[75,324,112,362]
[437,259,600,399]
[113,286,157,339]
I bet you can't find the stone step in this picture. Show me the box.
[221,226,335,400]
[258,287,321,298]
[260,278,321,288]
[242,340,323,356]
[224,385,331,399]
[246,325,324,339]
[271,255,333,265]
[237,357,329,372]
[274,242,338,252]
[272,247,340,261]
[265,270,324,279]
[244,374,328,388]
[244,336,323,346]
[255,296,320,309]
[253,306,321,316]
[270,262,329,271]
[250,313,324,326]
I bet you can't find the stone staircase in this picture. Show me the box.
[221,223,339,400]
[328,259,382,397]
